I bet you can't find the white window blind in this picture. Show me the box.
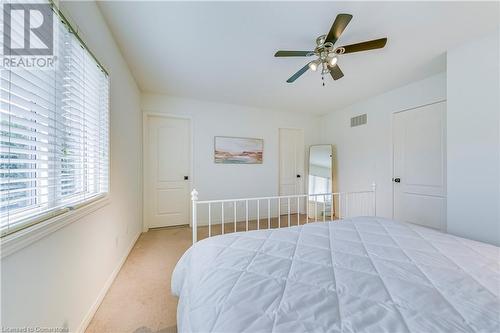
[0,3,109,236]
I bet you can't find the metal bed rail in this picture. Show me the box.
[190,183,376,243]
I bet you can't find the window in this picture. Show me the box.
[1,2,109,237]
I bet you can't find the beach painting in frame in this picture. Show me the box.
[214,136,263,164]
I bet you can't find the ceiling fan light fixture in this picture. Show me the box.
[308,59,321,71]
[327,55,338,66]
[276,13,388,84]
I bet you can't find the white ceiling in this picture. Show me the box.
[97,1,499,115]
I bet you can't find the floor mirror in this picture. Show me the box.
[308,144,336,220]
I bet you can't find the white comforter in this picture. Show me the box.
[172,217,500,333]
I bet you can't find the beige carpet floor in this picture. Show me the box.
[85,214,314,333]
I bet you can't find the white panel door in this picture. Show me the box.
[279,128,304,214]
[145,116,191,228]
[393,102,446,230]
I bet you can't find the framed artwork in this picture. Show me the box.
[214,136,263,164]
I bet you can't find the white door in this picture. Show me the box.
[279,128,304,214]
[145,116,191,228]
[393,101,446,230]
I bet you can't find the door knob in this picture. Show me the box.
[296,174,301,178]
[393,178,401,183]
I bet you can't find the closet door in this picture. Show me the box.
[279,128,304,216]
[393,101,446,230]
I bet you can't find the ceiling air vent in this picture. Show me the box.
[350,114,367,127]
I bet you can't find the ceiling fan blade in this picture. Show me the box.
[275,51,313,57]
[287,63,310,83]
[339,38,387,54]
[325,14,353,45]
[329,64,344,80]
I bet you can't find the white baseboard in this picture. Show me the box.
[76,231,141,333]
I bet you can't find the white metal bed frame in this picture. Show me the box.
[190,183,376,243]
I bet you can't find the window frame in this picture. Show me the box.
[1,194,110,258]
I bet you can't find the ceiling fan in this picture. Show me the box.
[274,14,387,84]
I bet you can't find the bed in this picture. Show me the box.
[172,216,500,332]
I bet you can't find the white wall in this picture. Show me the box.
[447,29,500,245]
[141,94,321,223]
[320,73,446,218]
[1,2,142,332]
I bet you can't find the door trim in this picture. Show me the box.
[142,113,194,231]
[391,100,447,231]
